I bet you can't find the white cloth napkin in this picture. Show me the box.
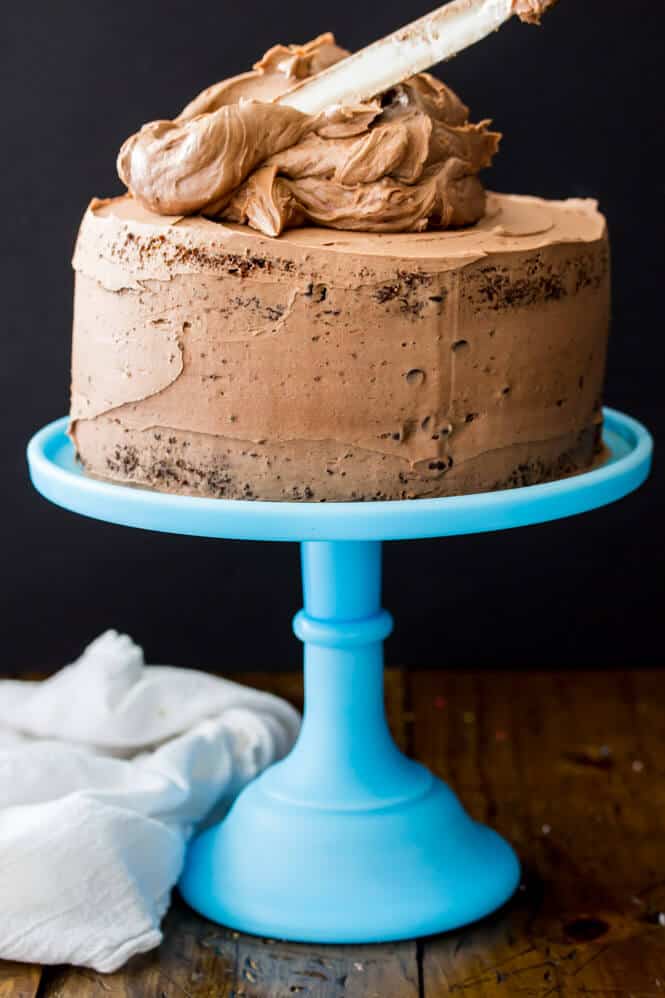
[0,631,300,972]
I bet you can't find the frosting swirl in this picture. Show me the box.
[514,0,558,24]
[118,33,500,237]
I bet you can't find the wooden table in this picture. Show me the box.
[2,668,664,997]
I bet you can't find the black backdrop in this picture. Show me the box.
[2,1,662,673]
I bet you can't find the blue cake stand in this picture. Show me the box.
[28,407,652,943]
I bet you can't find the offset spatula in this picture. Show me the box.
[278,0,555,115]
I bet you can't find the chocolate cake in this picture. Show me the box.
[69,33,609,501]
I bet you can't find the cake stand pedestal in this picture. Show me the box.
[27,408,652,943]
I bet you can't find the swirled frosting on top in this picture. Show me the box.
[117,34,500,237]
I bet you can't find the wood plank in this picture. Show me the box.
[38,667,419,998]
[186,908,418,998]
[40,897,418,998]
[412,669,665,998]
[0,964,41,998]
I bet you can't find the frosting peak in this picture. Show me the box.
[513,0,558,24]
[117,34,500,237]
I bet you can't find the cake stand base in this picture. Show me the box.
[180,541,518,942]
[181,766,518,943]
[27,409,652,943]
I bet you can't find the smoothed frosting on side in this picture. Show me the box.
[70,191,609,483]
[117,33,500,237]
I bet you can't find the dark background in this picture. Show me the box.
[2,1,662,673]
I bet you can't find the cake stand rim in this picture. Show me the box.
[27,407,653,542]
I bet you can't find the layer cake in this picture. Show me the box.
[70,190,609,501]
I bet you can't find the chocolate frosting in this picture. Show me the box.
[117,34,500,237]
[70,192,609,501]
[513,0,558,24]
